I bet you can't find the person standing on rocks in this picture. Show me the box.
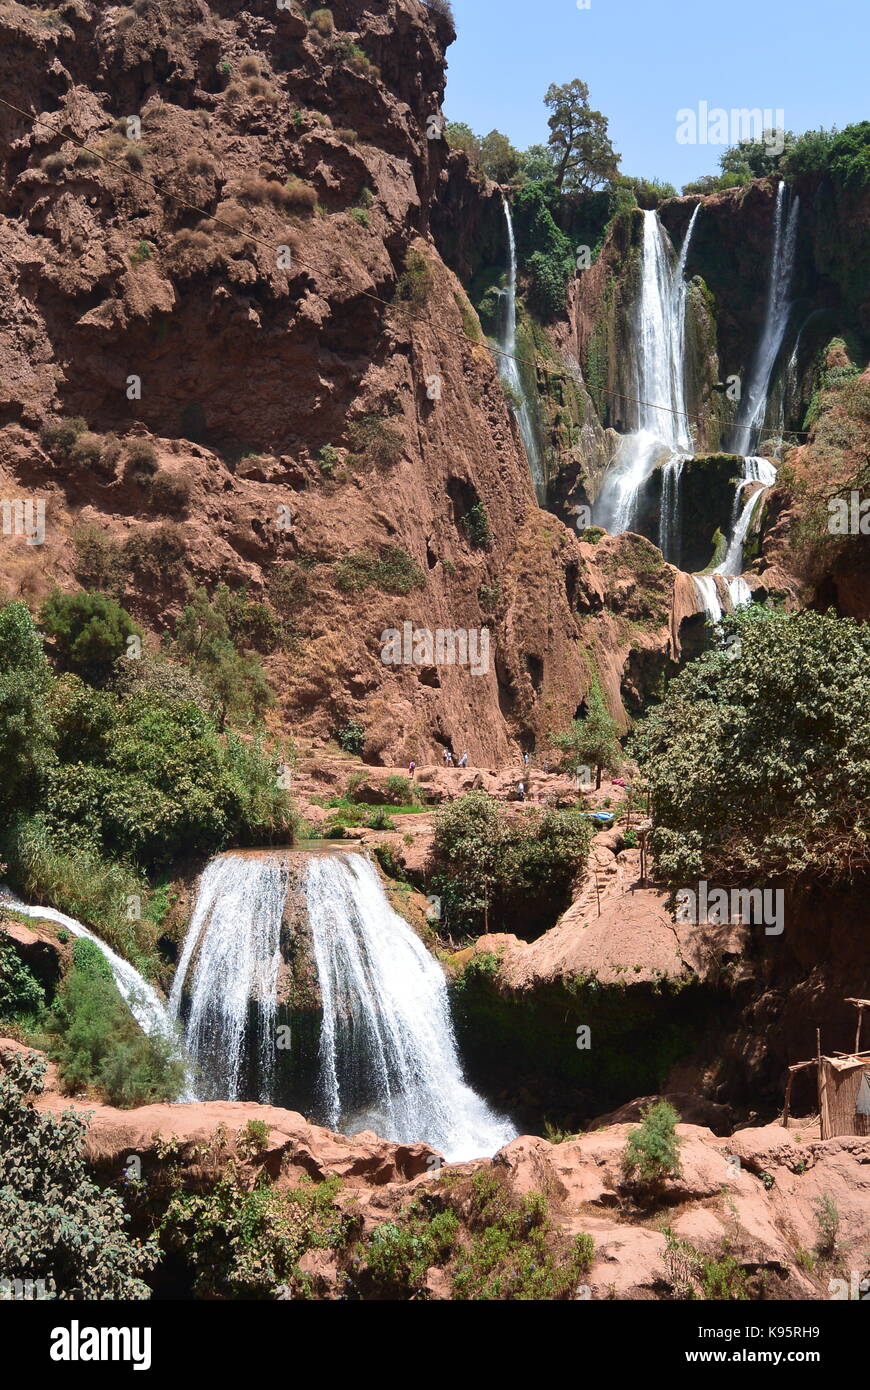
[458,752,468,768]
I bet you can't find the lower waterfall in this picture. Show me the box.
[305,853,517,1162]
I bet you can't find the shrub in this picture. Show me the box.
[384,774,416,805]
[348,414,405,467]
[318,444,341,477]
[123,438,159,482]
[309,7,334,36]
[549,677,622,788]
[461,501,492,550]
[39,416,87,460]
[338,721,365,756]
[124,523,188,581]
[40,589,141,685]
[0,931,45,1020]
[173,586,277,725]
[334,546,424,596]
[148,470,192,513]
[130,240,152,266]
[0,1048,157,1297]
[74,148,101,169]
[41,152,67,177]
[0,604,57,826]
[394,246,434,306]
[46,941,184,1107]
[621,1101,682,1200]
[72,524,127,597]
[430,792,591,935]
[812,1194,840,1258]
[158,1171,353,1298]
[350,207,370,228]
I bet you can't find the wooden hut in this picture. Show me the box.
[783,1000,870,1139]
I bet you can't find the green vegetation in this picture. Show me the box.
[40,589,141,685]
[46,939,184,1106]
[511,182,575,319]
[0,930,44,1022]
[632,607,870,885]
[544,79,620,195]
[0,601,293,965]
[0,1048,157,1297]
[334,545,424,596]
[173,586,275,727]
[549,676,622,788]
[348,414,405,467]
[159,1171,353,1298]
[460,501,492,550]
[337,720,365,756]
[430,791,592,936]
[621,1100,683,1200]
[394,246,433,306]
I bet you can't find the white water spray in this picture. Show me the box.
[729,183,800,454]
[594,206,699,540]
[305,853,516,1162]
[494,197,547,503]
[169,853,287,1102]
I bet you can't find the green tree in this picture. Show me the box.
[631,608,870,885]
[0,1047,157,1297]
[719,132,795,180]
[519,144,556,186]
[173,587,273,728]
[545,79,620,194]
[445,121,482,169]
[40,589,141,686]
[480,129,521,184]
[550,677,622,788]
[0,602,56,824]
[621,1100,682,1199]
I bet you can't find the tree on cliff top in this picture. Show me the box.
[545,79,620,194]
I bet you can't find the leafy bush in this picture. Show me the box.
[621,1101,682,1200]
[338,720,365,756]
[632,608,870,885]
[159,1171,354,1298]
[461,501,492,550]
[39,416,87,460]
[40,589,141,685]
[334,546,424,596]
[309,7,334,36]
[511,181,575,319]
[394,246,433,306]
[430,791,591,935]
[0,604,56,826]
[173,586,275,726]
[0,1047,157,1297]
[0,931,45,1020]
[384,774,416,805]
[46,939,185,1106]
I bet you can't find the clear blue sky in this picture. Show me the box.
[444,0,868,188]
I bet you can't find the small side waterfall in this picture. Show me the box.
[729,183,800,455]
[0,887,193,1096]
[305,853,516,1162]
[494,197,547,503]
[169,853,288,1102]
[693,575,724,624]
[594,206,698,539]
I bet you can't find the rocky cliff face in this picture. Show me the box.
[0,0,693,763]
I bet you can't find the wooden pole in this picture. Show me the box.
[816,1027,826,1139]
[782,1071,794,1128]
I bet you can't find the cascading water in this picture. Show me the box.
[728,183,800,455]
[594,206,698,540]
[305,852,516,1162]
[169,853,288,1102]
[0,887,194,1096]
[494,197,547,503]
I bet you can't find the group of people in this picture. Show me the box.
[441,749,469,768]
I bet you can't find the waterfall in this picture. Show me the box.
[0,887,193,1095]
[494,197,547,503]
[305,852,516,1162]
[729,183,800,455]
[693,575,723,624]
[169,853,288,1102]
[659,455,685,565]
[594,206,698,541]
[715,456,778,579]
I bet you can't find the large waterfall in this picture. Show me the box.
[729,183,800,455]
[305,853,516,1162]
[169,853,288,1102]
[494,197,547,504]
[593,206,698,537]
